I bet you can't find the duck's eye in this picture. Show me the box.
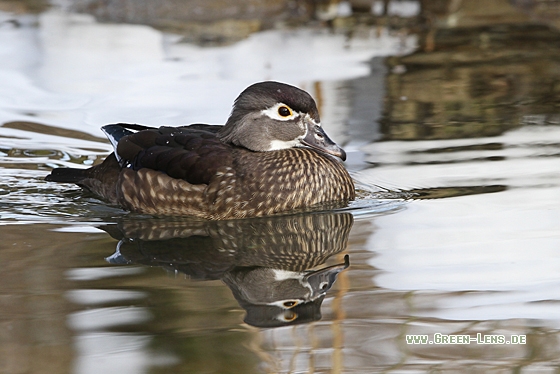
[278,106,292,117]
[283,310,297,321]
[283,300,298,308]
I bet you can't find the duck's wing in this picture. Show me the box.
[102,123,150,162]
[109,124,233,186]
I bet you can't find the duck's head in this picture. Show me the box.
[218,81,346,161]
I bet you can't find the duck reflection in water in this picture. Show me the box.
[102,211,353,328]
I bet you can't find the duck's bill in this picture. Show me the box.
[301,123,347,161]
[304,254,350,299]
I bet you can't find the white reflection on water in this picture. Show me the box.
[66,289,146,305]
[66,266,145,281]
[73,333,177,374]
[68,307,152,331]
[361,124,560,325]
[0,9,415,138]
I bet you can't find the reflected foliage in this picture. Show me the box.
[102,211,353,328]
[407,185,506,199]
[383,24,560,140]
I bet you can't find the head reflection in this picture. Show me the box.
[103,212,353,328]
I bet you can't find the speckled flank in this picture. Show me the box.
[114,148,354,220]
[117,168,207,216]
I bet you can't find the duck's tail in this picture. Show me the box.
[45,167,88,184]
[45,123,143,184]
[45,153,121,204]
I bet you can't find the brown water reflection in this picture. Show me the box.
[0,215,355,373]
[0,223,258,373]
[103,213,353,328]
[383,23,560,140]
[2,217,558,373]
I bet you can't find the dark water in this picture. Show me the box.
[1,4,560,374]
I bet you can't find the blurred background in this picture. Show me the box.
[1,0,560,373]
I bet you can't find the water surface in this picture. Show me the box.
[1,6,560,374]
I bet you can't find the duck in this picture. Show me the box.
[45,81,355,219]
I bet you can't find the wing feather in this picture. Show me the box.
[114,124,233,186]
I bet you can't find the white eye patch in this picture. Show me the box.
[269,299,303,309]
[261,102,299,121]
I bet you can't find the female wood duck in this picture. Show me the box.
[46,81,355,219]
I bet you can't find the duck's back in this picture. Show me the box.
[117,124,232,186]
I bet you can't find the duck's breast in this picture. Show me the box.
[205,148,355,218]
